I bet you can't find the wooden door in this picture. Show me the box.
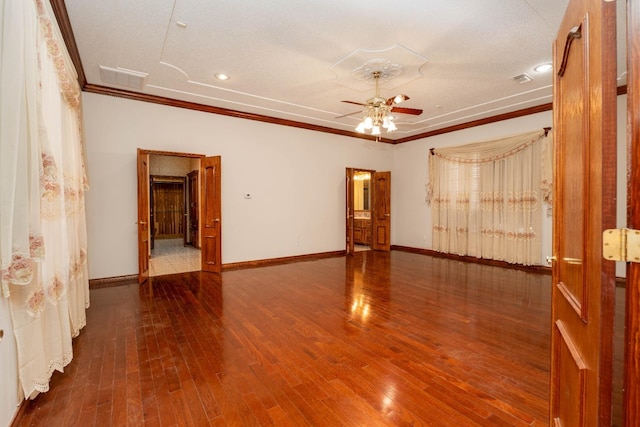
[150,179,155,250]
[187,170,199,248]
[182,179,187,246]
[152,180,185,239]
[346,168,355,255]
[625,0,640,423]
[371,171,391,251]
[201,156,222,273]
[550,0,617,425]
[137,149,150,283]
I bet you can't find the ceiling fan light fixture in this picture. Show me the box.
[393,94,408,104]
[386,121,397,132]
[342,71,422,137]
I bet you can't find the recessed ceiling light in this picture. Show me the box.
[534,63,553,73]
[215,73,229,81]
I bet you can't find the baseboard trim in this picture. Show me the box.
[88,248,628,288]
[88,251,347,285]
[89,274,138,289]
[391,245,629,287]
[391,245,552,275]
[222,250,346,271]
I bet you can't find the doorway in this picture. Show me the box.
[346,168,391,255]
[138,150,223,280]
[148,154,201,276]
[353,170,373,251]
[151,176,186,246]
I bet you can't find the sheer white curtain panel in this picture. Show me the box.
[1,0,89,399]
[427,129,551,265]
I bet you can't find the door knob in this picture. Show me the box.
[0,329,3,342]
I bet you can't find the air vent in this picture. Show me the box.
[99,65,148,89]
[512,73,533,84]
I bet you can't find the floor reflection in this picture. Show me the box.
[23,251,555,425]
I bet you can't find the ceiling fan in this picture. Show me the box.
[338,71,423,135]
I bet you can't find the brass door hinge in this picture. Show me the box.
[603,228,640,262]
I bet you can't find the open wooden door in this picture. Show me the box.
[371,171,391,251]
[137,149,150,283]
[201,156,222,273]
[346,168,355,255]
[550,0,617,425]
[187,170,199,248]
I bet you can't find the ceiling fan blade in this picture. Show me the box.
[391,106,423,115]
[386,94,410,105]
[341,100,367,106]
[335,110,362,119]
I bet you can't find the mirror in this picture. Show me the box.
[353,171,371,217]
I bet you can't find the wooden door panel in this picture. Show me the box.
[553,320,588,426]
[202,233,218,269]
[551,0,617,425]
[346,168,355,255]
[374,225,387,247]
[201,156,221,273]
[137,149,150,283]
[556,15,588,321]
[371,171,391,251]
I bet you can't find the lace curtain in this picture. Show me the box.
[1,0,89,399]
[427,129,552,266]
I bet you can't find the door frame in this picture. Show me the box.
[346,168,355,255]
[346,168,383,253]
[624,0,640,422]
[136,149,206,281]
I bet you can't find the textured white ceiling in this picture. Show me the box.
[64,0,627,141]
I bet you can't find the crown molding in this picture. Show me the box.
[51,1,628,145]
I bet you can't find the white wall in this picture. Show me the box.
[83,91,629,280]
[83,92,393,279]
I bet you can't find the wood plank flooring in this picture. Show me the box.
[14,251,552,426]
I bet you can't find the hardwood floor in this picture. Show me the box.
[14,251,552,426]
